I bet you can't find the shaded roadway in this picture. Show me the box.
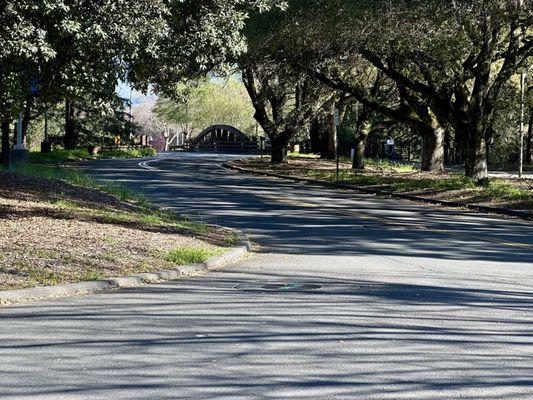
[1,152,532,399]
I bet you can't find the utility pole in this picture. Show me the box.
[44,111,48,141]
[334,106,340,181]
[519,69,525,178]
[129,87,133,124]
[518,0,527,178]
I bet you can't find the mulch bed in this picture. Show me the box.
[235,158,533,214]
[0,171,225,290]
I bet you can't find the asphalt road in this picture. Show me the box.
[1,152,532,400]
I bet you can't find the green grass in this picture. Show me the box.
[308,169,476,192]
[29,147,157,164]
[364,159,417,173]
[10,163,213,238]
[483,181,533,201]
[163,246,224,265]
[288,152,320,159]
[83,270,104,281]
[15,261,64,286]
[337,157,417,173]
[99,147,157,159]
[15,163,152,205]
[33,249,58,259]
[307,168,532,201]
[101,236,121,246]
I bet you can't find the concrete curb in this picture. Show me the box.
[223,162,533,221]
[0,229,252,306]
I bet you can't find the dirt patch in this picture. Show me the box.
[0,171,229,290]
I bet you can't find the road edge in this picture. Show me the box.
[223,162,533,222]
[0,229,252,306]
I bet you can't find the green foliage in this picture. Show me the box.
[163,247,223,265]
[29,147,157,164]
[155,76,259,135]
[308,169,477,192]
[306,167,531,202]
[261,0,530,178]
[483,182,533,201]
[29,149,89,163]
[361,159,417,173]
[288,152,320,159]
[99,147,157,159]
[0,0,168,116]
[1,0,283,150]
[84,270,104,281]
[132,0,285,94]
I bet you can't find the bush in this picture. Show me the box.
[163,247,222,265]
[29,147,157,163]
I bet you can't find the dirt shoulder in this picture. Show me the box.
[233,157,533,217]
[0,171,232,291]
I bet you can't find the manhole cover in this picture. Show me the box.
[262,283,322,291]
[234,282,323,292]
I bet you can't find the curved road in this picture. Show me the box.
[1,152,532,399]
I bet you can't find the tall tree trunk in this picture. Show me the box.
[463,123,489,182]
[64,99,77,149]
[1,120,10,165]
[444,127,451,165]
[420,126,445,172]
[309,117,322,154]
[352,120,371,170]
[271,136,289,164]
[323,110,336,159]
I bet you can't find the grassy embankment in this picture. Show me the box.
[245,154,533,210]
[0,160,235,291]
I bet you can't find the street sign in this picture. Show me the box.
[386,138,395,146]
[334,108,340,126]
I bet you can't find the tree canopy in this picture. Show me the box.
[1,0,530,180]
[154,77,259,137]
[0,0,284,157]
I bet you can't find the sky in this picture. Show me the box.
[116,81,157,106]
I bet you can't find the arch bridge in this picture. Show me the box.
[178,125,267,153]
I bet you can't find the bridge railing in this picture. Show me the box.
[171,137,270,153]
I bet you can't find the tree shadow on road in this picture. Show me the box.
[1,270,533,399]
[81,157,533,264]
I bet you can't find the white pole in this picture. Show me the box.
[14,113,24,150]
[518,0,526,178]
[519,70,525,178]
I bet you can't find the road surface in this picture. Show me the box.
[1,152,532,400]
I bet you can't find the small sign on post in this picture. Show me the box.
[333,108,340,127]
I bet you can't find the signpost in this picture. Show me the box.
[386,137,396,162]
[260,136,265,162]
